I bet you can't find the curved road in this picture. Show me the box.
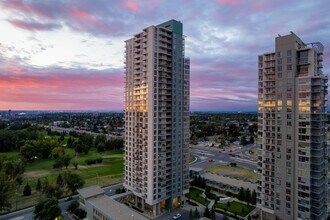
[190,144,258,171]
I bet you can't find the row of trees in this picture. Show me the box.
[191,175,207,189]
[238,187,257,205]
[32,171,85,219]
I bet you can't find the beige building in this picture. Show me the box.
[257,33,328,220]
[124,19,190,217]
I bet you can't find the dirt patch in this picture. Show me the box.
[23,170,51,178]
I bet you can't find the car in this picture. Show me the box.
[208,159,214,162]
[173,213,181,219]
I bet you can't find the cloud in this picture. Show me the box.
[0,0,329,111]
[8,19,61,31]
[0,63,124,111]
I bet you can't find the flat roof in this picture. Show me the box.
[88,195,148,220]
[202,173,257,191]
[77,185,104,199]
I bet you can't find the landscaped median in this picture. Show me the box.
[215,200,255,218]
[185,186,256,219]
[186,187,210,206]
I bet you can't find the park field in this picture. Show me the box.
[205,165,256,181]
[1,149,124,213]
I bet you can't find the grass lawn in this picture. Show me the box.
[1,149,124,213]
[186,187,210,206]
[189,154,196,163]
[205,165,256,181]
[215,201,255,217]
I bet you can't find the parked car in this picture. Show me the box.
[173,213,181,219]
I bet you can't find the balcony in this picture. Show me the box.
[297,58,309,65]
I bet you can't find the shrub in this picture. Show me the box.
[85,159,96,165]
[74,208,87,219]
[96,157,103,163]
[67,201,79,213]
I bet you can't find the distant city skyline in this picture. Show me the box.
[0,0,329,111]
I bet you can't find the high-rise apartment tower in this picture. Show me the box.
[124,19,190,216]
[257,33,328,220]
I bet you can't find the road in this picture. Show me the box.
[45,125,123,140]
[190,144,258,171]
[0,184,123,220]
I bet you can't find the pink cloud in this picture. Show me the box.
[123,1,139,14]
[0,66,124,111]
[216,0,245,5]
[7,19,61,31]
[71,5,92,20]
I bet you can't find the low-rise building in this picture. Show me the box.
[78,185,148,220]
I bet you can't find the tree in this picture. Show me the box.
[204,207,211,218]
[73,208,87,219]
[240,135,248,146]
[67,201,79,213]
[34,197,62,220]
[73,140,89,155]
[226,202,230,208]
[238,187,245,201]
[0,172,14,211]
[57,174,64,188]
[210,206,216,220]
[80,133,94,148]
[251,189,257,205]
[95,134,107,151]
[194,208,200,219]
[2,158,25,179]
[249,136,254,144]
[52,147,65,159]
[43,184,63,199]
[36,178,42,192]
[63,171,85,196]
[223,214,229,220]
[245,188,251,204]
[73,160,78,170]
[23,183,31,196]
[189,209,193,220]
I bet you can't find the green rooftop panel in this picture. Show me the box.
[157,19,183,35]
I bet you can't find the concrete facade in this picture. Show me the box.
[257,33,328,220]
[124,19,190,216]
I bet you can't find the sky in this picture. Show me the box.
[0,0,329,111]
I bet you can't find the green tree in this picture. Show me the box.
[57,174,64,188]
[73,208,87,219]
[95,134,107,151]
[67,201,79,213]
[34,197,62,220]
[80,133,94,148]
[52,147,65,159]
[245,188,251,204]
[73,160,78,170]
[240,135,248,146]
[2,158,25,179]
[238,187,245,201]
[63,171,85,197]
[43,184,63,199]
[23,183,31,196]
[36,178,42,192]
[251,189,257,205]
[0,172,14,211]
